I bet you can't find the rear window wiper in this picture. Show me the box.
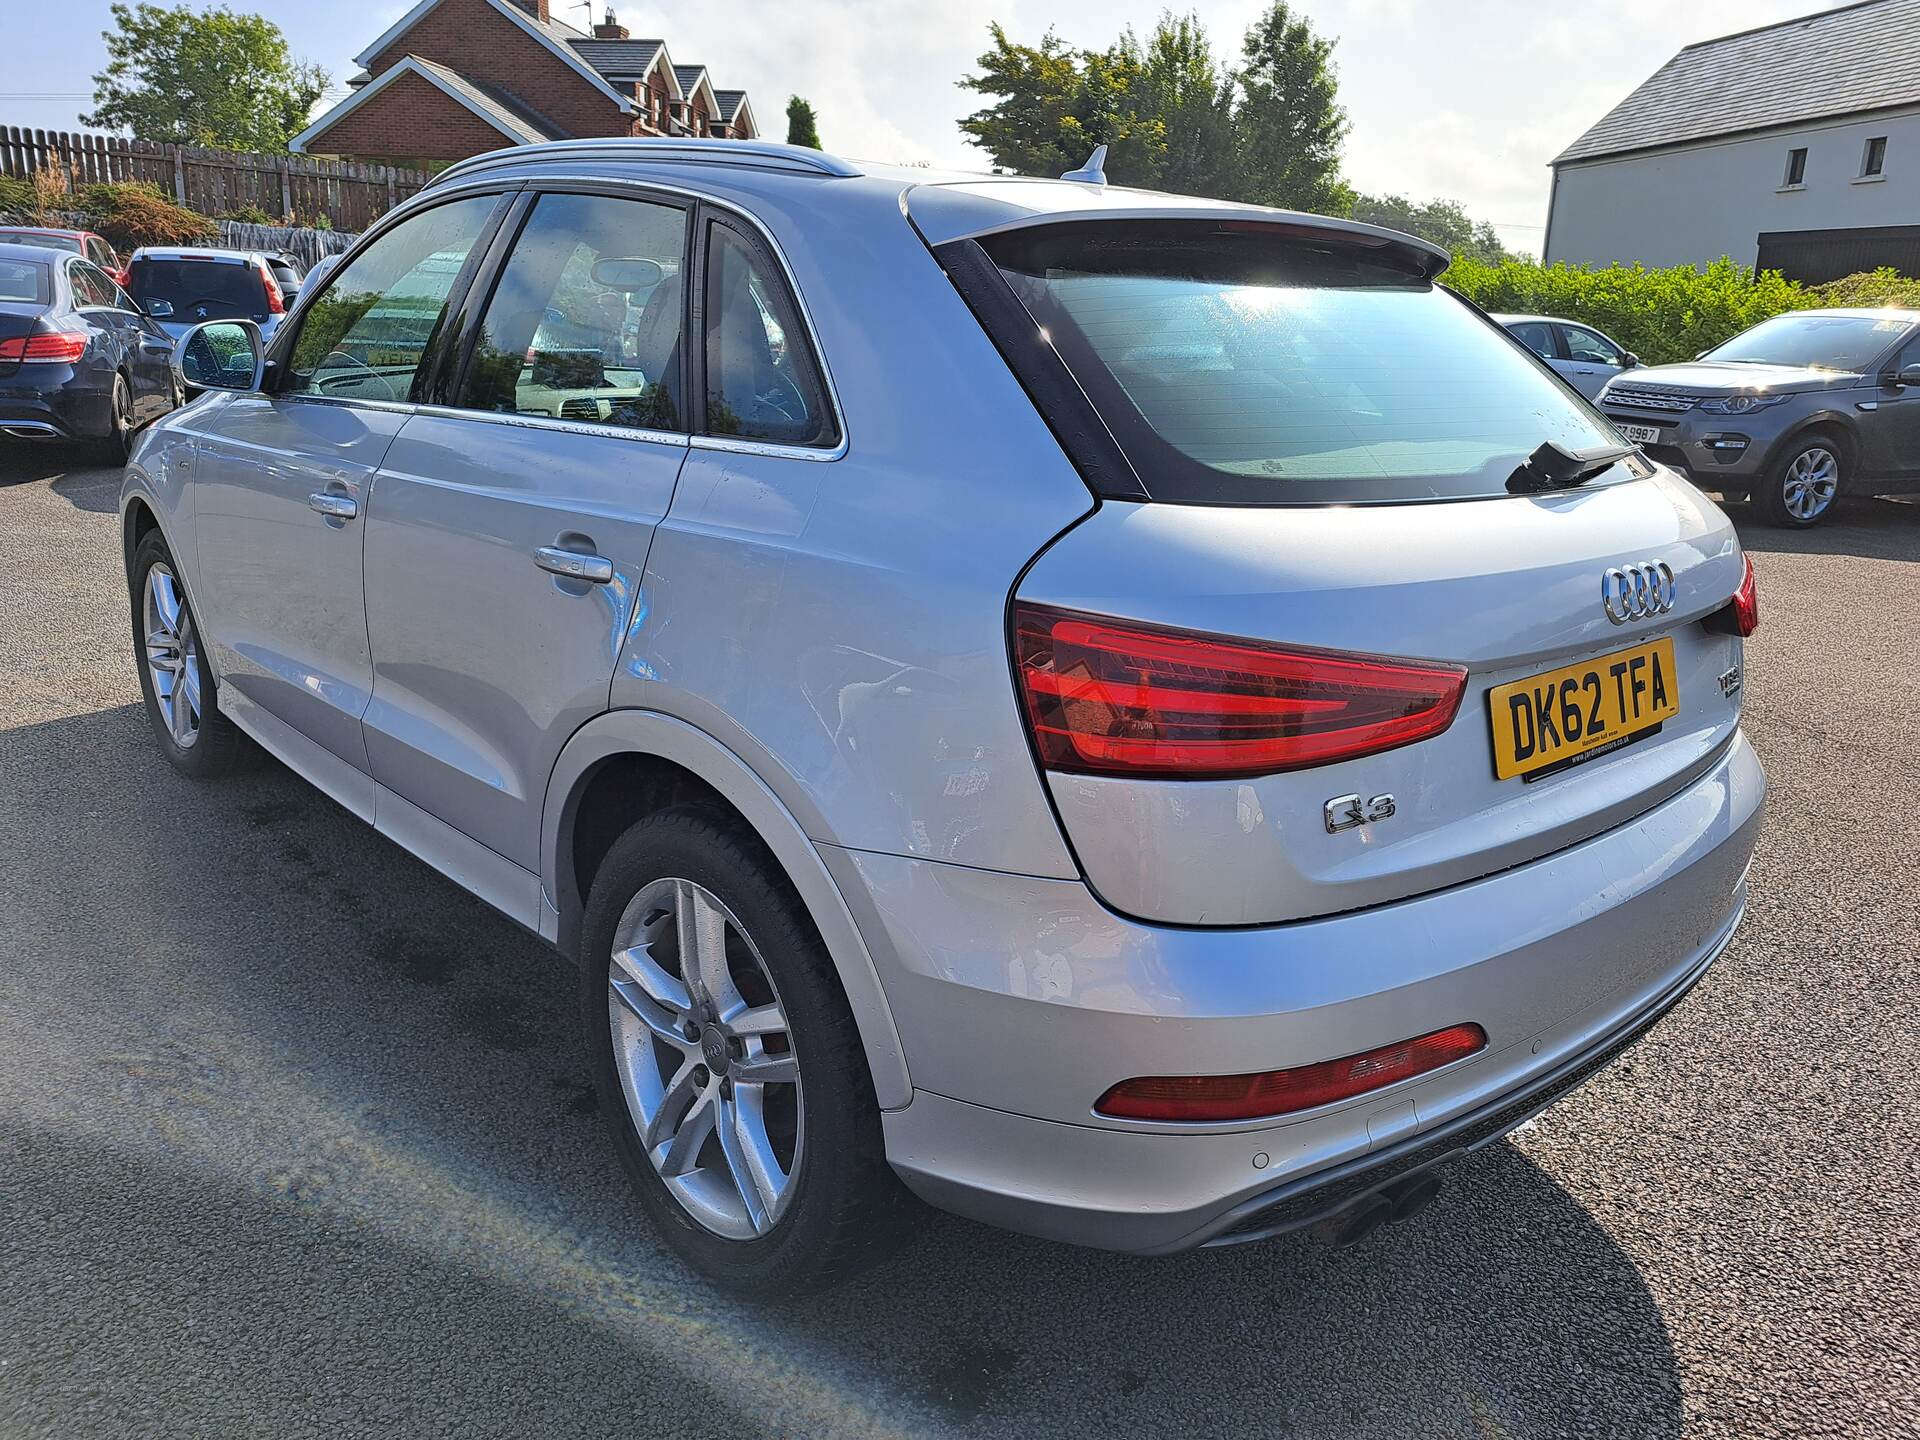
[1506,440,1636,494]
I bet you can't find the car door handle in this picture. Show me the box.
[533,545,614,584]
[308,492,358,519]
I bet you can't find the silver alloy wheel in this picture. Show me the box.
[142,563,201,747]
[606,876,804,1241]
[1782,445,1839,521]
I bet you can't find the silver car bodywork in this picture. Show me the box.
[121,140,1763,1253]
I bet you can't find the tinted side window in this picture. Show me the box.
[1562,325,1621,364]
[1507,321,1556,359]
[70,262,112,309]
[286,195,497,403]
[456,191,686,431]
[702,220,836,448]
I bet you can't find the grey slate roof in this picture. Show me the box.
[411,56,565,142]
[674,64,711,99]
[568,37,665,81]
[1555,0,1920,164]
[713,89,749,123]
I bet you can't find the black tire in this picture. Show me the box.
[93,372,134,466]
[579,803,912,1294]
[129,530,249,778]
[1756,432,1842,528]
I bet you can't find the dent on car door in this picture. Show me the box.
[359,188,690,871]
[187,194,505,779]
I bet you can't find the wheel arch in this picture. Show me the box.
[542,709,911,1109]
[1763,411,1859,481]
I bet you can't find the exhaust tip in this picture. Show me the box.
[1311,1169,1446,1249]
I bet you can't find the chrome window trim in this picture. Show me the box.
[408,402,692,449]
[378,169,851,460]
[691,431,847,463]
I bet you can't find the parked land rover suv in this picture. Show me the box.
[122,140,1765,1293]
[1598,306,1920,527]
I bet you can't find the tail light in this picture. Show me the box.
[1096,1023,1488,1122]
[1012,604,1467,778]
[259,260,285,315]
[1730,554,1758,636]
[0,330,89,363]
[1705,554,1758,638]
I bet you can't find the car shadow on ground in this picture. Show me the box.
[1,698,1687,1438]
[1715,493,1920,562]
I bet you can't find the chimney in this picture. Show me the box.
[593,6,629,39]
[508,0,551,21]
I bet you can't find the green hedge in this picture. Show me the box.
[1439,256,1815,366]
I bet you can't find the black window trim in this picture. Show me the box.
[689,205,845,460]
[263,182,522,408]
[430,177,697,447]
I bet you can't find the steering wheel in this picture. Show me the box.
[318,348,399,401]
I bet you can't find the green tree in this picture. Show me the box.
[959,5,1349,207]
[1349,193,1519,264]
[1129,15,1234,195]
[785,95,822,149]
[1233,2,1349,213]
[84,3,327,152]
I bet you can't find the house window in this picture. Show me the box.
[1783,147,1808,187]
[1862,136,1888,178]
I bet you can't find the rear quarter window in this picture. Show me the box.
[974,221,1623,505]
[0,259,48,304]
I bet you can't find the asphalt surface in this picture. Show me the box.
[1,448,1915,1439]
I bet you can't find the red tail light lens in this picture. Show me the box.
[1731,554,1758,637]
[0,331,88,363]
[1013,604,1466,778]
[260,260,285,315]
[1096,1023,1488,1122]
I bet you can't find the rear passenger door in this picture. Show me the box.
[358,185,691,872]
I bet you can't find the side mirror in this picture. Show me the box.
[144,297,174,318]
[1898,363,1920,388]
[1621,352,1640,370]
[174,318,265,393]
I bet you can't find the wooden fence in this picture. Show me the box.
[0,127,431,232]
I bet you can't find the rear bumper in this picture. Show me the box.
[836,730,1764,1253]
[0,373,111,440]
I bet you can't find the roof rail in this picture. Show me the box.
[430,138,863,187]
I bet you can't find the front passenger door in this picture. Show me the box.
[189,194,506,782]
[1862,331,1920,483]
[1556,323,1628,400]
[359,187,691,870]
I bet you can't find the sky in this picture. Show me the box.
[0,0,1857,254]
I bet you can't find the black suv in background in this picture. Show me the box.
[1598,307,1920,527]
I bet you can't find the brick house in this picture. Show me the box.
[290,0,758,167]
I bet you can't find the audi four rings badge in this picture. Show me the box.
[1601,561,1677,624]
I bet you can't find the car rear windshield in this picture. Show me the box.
[1702,312,1911,372]
[0,259,49,304]
[128,257,269,322]
[981,221,1623,505]
[0,231,79,254]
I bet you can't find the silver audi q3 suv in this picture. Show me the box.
[121,139,1765,1293]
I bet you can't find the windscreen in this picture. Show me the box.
[0,259,48,304]
[128,258,268,322]
[985,221,1623,504]
[1702,312,1910,372]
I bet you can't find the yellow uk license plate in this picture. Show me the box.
[1488,636,1679,781]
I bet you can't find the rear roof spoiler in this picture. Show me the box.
[906,185,1451,280]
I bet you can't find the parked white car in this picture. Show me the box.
[1496,313,1640,399]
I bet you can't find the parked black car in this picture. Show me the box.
[0,241,180,461]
